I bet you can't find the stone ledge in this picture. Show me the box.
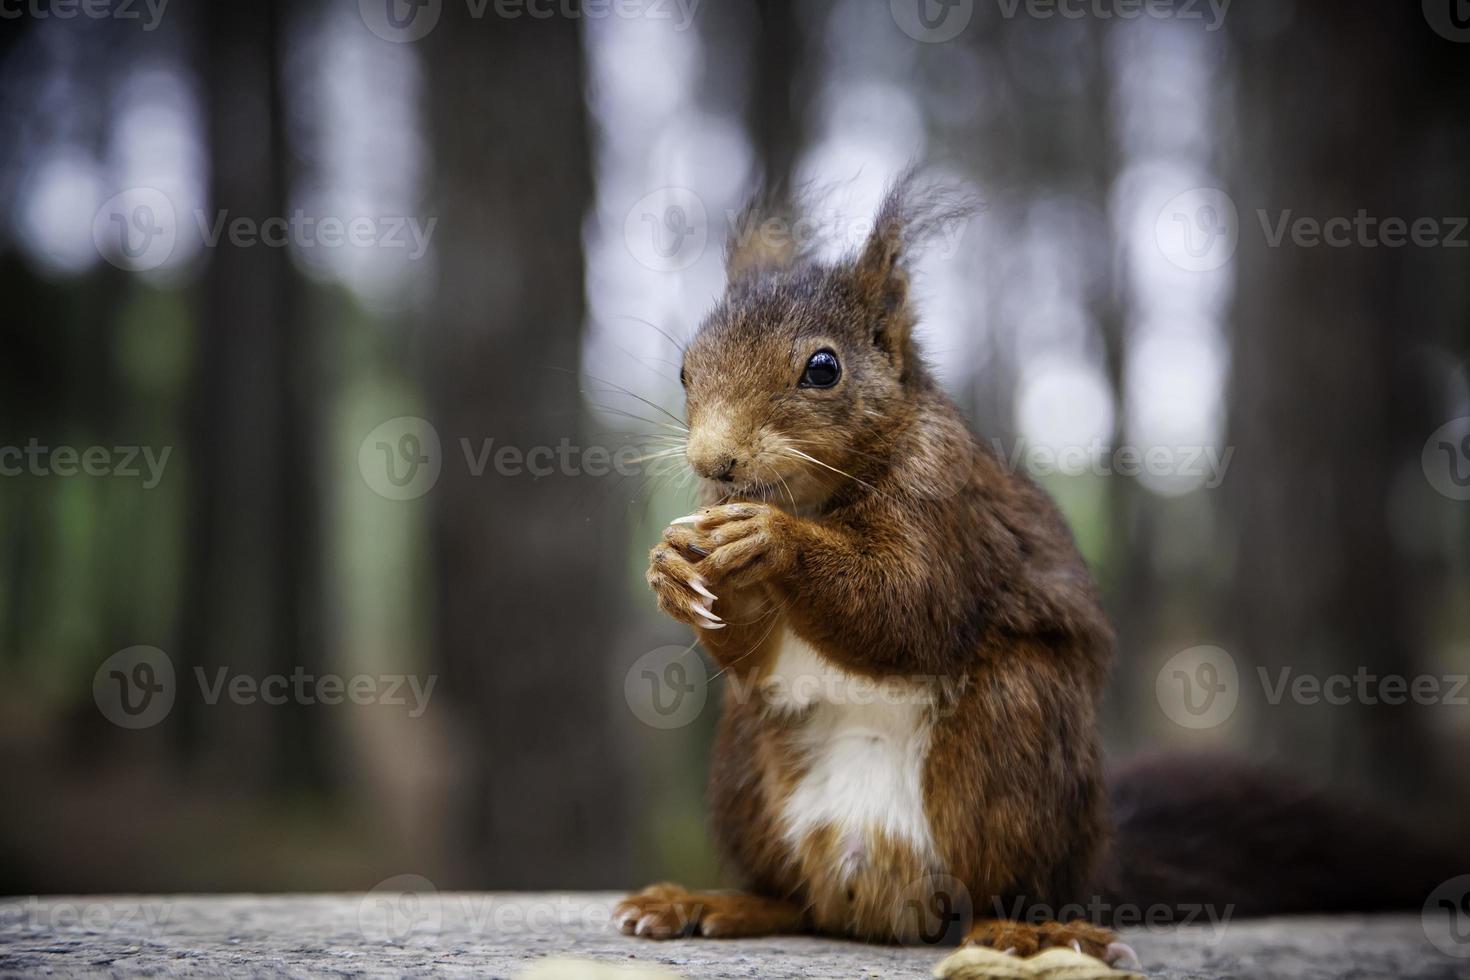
[0,894,1457,979]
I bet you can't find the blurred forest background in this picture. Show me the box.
[1,0,1469,895]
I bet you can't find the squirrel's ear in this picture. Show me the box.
[855,191,911,321]
[855,170,976,360]
[855,178,917,360]
[724,189,802,281]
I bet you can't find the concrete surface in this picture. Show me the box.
[1,893,1467,979]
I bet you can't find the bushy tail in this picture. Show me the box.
[1101,753,1462,917]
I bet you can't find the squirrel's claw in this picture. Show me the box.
[647,544,730,631]
[1105,941,1141,970]
[690,596,720,620]
[688,576,718,602]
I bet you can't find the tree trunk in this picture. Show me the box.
[1223,1,1448,804]
[423,9,630,888]
[182,0,326,790]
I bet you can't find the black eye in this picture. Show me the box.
[679,366,688,387]
[799,349,841,389]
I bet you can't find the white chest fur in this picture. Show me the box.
[766,632,938,868]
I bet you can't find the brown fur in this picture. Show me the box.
[624,172,1115,956]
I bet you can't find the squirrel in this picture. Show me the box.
[613,172,1460,964]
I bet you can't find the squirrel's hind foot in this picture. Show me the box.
[613,883,805,940]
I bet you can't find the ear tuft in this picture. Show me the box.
[856,167,979,360]
[724,183,830,282]
[856,166,977,304]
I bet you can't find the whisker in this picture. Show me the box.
[756,459,798,513]
[603,336,681,385]
[556,366,689,431]
[613,314,688,356]
[625,447,688,466]
[783,437,891,466]
[582,373,689,431]
[782,448,883,497]
[584,401,689,435]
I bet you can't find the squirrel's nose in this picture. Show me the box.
[686,422,742,482]
[695,457,738,482]
[685,449,735,481]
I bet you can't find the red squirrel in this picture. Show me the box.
[613,173,1459,963]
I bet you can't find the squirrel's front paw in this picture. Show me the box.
[647,543,725,631]
[664,503,792,591]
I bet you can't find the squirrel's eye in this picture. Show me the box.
[679,366,688,387]
[799,349,841,389]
